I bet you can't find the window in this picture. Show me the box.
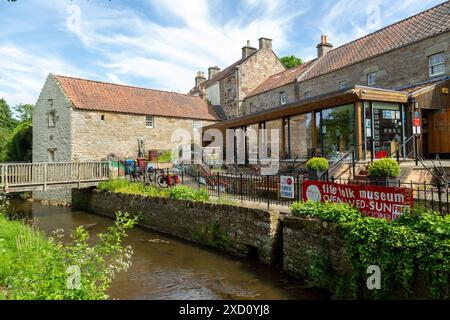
[48,110,56,128]
[367,73,376,86]
[304,91,311,99]
[429,52,445,77]
[193,120,202,130]
[48,149,55,162]
[339,81,348,90]
[280,91,287,105]
[101,115,105,121]
[146,115,154,128]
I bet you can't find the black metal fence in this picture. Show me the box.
[113,161,450,214]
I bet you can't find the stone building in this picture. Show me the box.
[189,38,285,119]
[204,2,450,161]
[244,2,449,114]
[33,74,220,163]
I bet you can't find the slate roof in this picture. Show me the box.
[54,75,221,121]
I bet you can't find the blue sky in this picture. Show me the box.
[0,0,445,107]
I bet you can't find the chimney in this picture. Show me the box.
[258,37,272,50]
[208,66,221,80]
[195,71,206,86]
[316,35,333,58]
[242,40,257,59]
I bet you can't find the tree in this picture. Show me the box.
[0,98,16,129]
[14,104,33,122]
[1,121,32,162]
[280,55,303,69]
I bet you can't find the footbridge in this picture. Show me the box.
[0,162,111,193]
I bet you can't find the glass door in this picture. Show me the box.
[366,102,403,159]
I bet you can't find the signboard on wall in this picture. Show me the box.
[280,176,295,199]
[303,181,413,220]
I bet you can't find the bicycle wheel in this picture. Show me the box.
[156,174,168,188]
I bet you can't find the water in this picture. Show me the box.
[8,200,328,300]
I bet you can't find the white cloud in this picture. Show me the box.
[66,0,306,92]
[0,45,94,107]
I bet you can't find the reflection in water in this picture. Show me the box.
[9,200,328,300]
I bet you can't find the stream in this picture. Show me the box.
[8,200,328,300]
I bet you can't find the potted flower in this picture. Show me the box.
[368,158,400,187]
[306,157,329,180]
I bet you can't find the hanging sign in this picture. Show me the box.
[303,180,413,221]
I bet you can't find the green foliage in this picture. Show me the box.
[280,55,303,69]
[157,150,173,163]
[291,201,450,299]
[1,121,32,162]
[0,211,138,300]
[193,220,229,249]
[98,180,209,201]
[368,158,401,178]
[306,157,329,171]
[98,179,170,198]
[214,196,239,206]
[14,104,33,122]
[0,98,16,130]
[169,185,209,202]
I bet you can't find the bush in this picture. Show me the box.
[368,158,400,178]
[291,201,450,299]
[0,212,138,300]
[306,157,329,171]
[169,185,209,202]
[157,150,173,163]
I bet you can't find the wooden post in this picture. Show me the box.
[78,162,81,188]
[4,165,8,192]
[42,163,48,191]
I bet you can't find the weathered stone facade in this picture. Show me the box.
[244,31,450,114]
[33,74,217,163]
[73,189,282,265]
[71,110,215,161]
[196,39,285,120]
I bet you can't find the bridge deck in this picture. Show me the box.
[0,162,111,193]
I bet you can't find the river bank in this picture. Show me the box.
[7,199,328,300]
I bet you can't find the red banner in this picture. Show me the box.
[302,181,413,220]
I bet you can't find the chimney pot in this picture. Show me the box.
[317,35,333,58]
[195,71,206,87]
[242,41,257,59]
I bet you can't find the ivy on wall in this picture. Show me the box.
[292,201,450,299]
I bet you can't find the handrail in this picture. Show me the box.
[388,135,416,160]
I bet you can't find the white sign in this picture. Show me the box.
[280,176,295,199]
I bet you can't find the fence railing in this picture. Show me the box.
[118,163,450,215]
[0,161,111,192]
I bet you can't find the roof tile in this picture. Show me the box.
[54,75,220,121]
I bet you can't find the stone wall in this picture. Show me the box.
[283,216,350,282]
[73,189,282,265]
[71,110,216,161]
[32,74,74,201]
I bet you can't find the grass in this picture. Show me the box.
[98,179,241,205]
